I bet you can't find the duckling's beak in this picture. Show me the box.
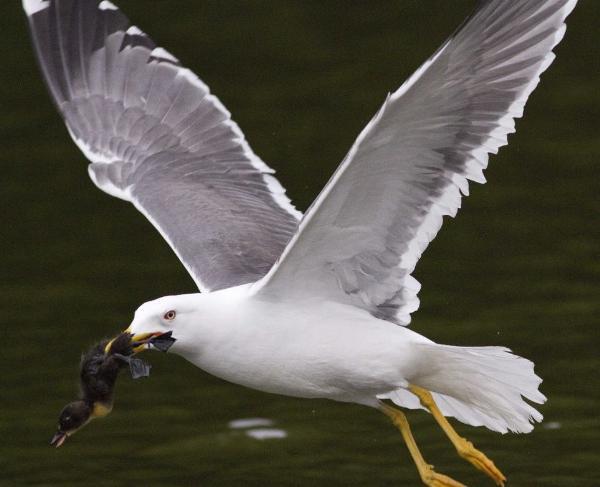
[50,430,68,448]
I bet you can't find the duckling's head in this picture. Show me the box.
[50,400,92,448]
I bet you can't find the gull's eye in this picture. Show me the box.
[164,310,176,321]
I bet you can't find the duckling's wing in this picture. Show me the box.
[22,0,300,292]
[253,0,576,325]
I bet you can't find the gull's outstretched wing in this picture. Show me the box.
[254,0,576,324]
[23,0,300,291]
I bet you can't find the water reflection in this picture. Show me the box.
[244,429,288,441]
[228,418,275,429]
[228,418,288,440]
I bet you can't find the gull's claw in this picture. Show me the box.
[457,440,506,486]
[421,466,466,487]
[408,385,506,486]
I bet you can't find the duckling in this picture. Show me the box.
[50,332,152,448]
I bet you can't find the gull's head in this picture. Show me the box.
[127,294,201,353]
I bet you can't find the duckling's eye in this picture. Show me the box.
[164,310,176,321]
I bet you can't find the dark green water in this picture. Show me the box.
[2,1,599,485]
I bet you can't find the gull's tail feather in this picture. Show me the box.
[382,344,546,433]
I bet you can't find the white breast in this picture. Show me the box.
[171,286,432,404]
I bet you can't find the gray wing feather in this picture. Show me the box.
[254,0,576,324]
[23,0,300,291]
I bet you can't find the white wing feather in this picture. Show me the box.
[254,0,576,325]
[23,0,300,291]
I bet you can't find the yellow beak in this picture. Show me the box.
[104,328,163,354]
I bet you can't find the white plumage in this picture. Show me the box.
[24,0,577,484]
[131,288,545,434]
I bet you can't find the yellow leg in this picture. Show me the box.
[379,402,465,487]
[409,385,507,487]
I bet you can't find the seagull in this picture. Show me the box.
[23,0,576,485]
